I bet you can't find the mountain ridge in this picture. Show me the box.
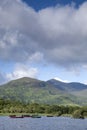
[0,77,87,105]
[47,78,87,92]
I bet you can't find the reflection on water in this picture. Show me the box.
[0,116,87,130]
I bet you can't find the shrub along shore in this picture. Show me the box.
[0,99,87,118]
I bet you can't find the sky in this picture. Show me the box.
[0,0,87,84]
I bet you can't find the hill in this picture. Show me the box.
[0,77,87,105]
[47,79,87,92]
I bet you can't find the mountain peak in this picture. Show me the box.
[54,77,69,83]
[9,77,40,83]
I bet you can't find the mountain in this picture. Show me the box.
[47,79,87,92]
[0,77,87,105]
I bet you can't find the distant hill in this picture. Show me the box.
[0,77,87,105]
[47,79,87,92]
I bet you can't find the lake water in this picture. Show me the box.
[0,116,87,130]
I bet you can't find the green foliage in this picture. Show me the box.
[73,109,82,118]
[0,98,87,118]
[72,107,87,118]
[0,77,86,105]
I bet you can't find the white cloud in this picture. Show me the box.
[54,77,69,83]
[6,64,38,81]
[29,52,43,63]
[0,0,87,70]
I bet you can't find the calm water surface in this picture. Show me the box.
[0,116,87,130]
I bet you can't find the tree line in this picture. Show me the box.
[0,99,87,118]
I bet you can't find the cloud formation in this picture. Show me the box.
[0,0,87,69]
[54,77,69,83]
[6,64,38,81]
[0,64,38,84]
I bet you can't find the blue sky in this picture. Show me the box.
[0,0,87,84]
[22,0,87,10]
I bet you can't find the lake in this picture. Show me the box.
[0,116,87,130]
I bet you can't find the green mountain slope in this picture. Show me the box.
[47,79,87,92]
[0,77,87,105]
[72,89,87,98]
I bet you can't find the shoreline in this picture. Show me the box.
[0,113,86,119]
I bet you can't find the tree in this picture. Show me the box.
[72,109,84,119]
